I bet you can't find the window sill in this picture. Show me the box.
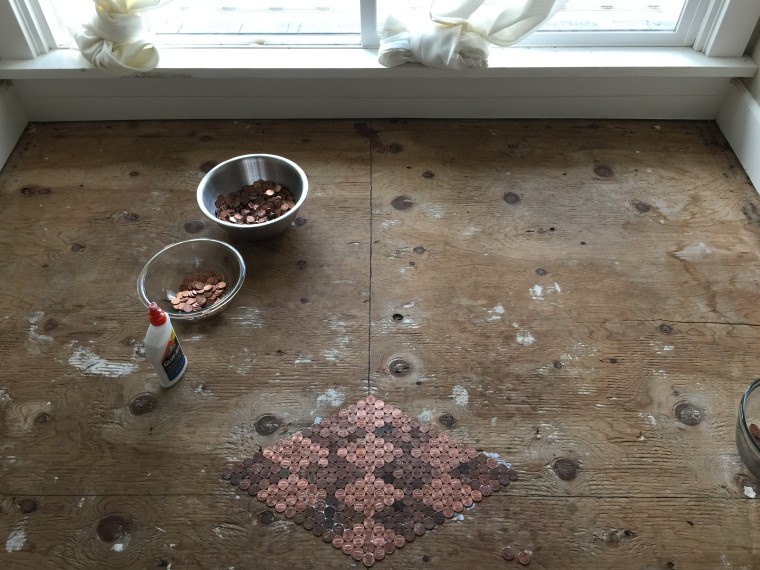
[0,46,755,80]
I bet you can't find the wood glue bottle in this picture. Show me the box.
[145,301,187,388]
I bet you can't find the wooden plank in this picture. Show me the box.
[367,121,760,498]
[0,120,371,497]
[1,494,758,568]
[2,118,760,569]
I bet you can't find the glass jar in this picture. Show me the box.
[736,379,760,479]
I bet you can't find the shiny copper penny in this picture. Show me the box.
[517,550,532,566]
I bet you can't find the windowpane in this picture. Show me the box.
[37,0,361,48]
[542,0,687,32]
[37,0,697,50]
[152,1,360,45]
[376,0,693,46]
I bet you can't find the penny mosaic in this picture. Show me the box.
[221,396,516,566]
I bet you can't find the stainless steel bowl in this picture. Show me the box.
[736,379,760,479]
[197,154,308,240]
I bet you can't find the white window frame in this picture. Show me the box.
[1,0,758,61]
[517,0,709,48]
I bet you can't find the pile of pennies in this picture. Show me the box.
[170,270,227,313]
[221,396,518,567]
[215,179,296,224]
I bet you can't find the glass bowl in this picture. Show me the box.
[736,379,760,479]
[137,238,246,321]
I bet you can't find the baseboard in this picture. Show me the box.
[0,81,28,171]
[717,79,760,194]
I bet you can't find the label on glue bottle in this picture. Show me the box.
[145,301,188,388]
[162,329,186,381]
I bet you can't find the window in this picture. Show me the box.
[35,0,706,51]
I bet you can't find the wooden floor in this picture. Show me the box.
[1,119,759,569]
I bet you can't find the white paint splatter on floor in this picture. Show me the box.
[317,388,345,408]
[513,323,535,346]
[112,543,125,552]
[516,331,535,346]
[426,204,445,219]
[530,283,562,301]
[744,486,756,499]
[68,344,137,377]
[675,242,716,260]
[486,305,504,321]
[5,524,26,552]
[418,409,434,422]
[325,317,350,347]
[323,349,340,362]
[452,385,469,406]
[294,354,313,364]
[28,311,53,352]
[228,306,264,328]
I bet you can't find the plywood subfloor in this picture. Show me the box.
[1,119,759,569]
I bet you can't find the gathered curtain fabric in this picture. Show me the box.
[379,0,567,70]
[75,0,169,76]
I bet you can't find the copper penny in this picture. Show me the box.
[517,550,532,566]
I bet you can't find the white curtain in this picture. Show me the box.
[75,0,169,76]
[379,0,567,70]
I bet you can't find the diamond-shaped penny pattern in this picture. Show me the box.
[221,396,516,566]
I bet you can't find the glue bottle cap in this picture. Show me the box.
[148,302,167,326]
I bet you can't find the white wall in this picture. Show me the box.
[0,80,27,170]
[717,27,760,193]
[745,25,760,101]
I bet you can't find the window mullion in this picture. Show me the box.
[695,0,760,56]
[0,0,54,59]
[360,0,378,48]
